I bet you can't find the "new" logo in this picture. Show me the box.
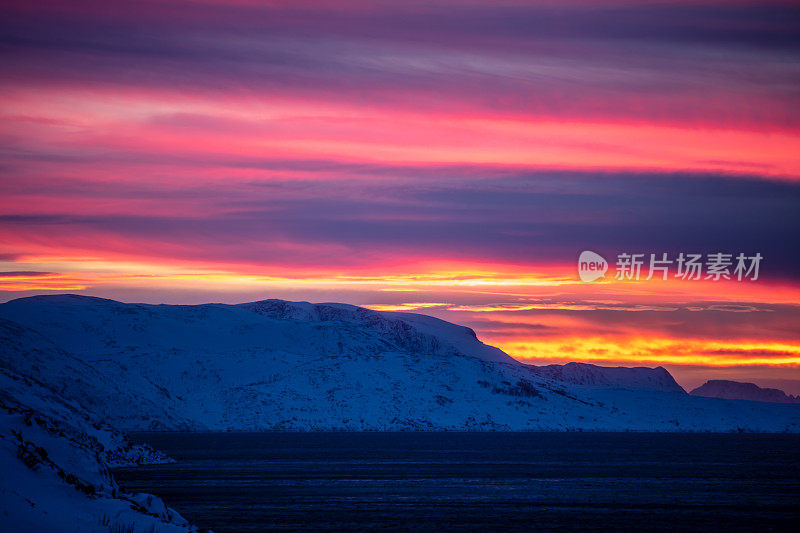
[578,250,607,282]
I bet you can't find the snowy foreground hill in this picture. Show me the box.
[1,294,799,434]
[0,347,201,531]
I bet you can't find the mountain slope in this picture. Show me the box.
[1,294,799,433]
[530,362,685,393]
[691,380,800,404]
[0,365,198,532]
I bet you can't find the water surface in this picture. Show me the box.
[115,432,800,532]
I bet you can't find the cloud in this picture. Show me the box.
[2,170,798,279]
[1,1,798,130]
[0,271,55,277]
[1,0,799,382]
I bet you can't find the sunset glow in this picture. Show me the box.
[1,0,799,393]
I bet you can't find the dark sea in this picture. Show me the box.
[115,432,800,532]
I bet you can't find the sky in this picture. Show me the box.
[1,0,799,393]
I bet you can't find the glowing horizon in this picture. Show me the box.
[1,0,799,393]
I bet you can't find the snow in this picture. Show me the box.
[1,294,798,434]
[691,380,800,404]
[0,367,199,532]
[530,362,685,393]
[4,294,800,530]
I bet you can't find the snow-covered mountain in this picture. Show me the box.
[531,362,685,393]
[691,380,800,404]
[1,294,799,433]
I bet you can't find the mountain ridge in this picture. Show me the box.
[1,294,799,433]
[691,380,800,404]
